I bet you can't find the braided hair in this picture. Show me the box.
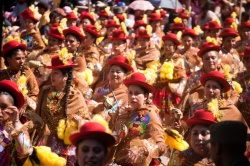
[59,68,73,116]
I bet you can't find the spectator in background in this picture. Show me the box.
[37,2,50,36]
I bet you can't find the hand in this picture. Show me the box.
[125,147,148,165]
[4,106,19,123]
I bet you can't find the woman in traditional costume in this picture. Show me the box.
[79,11,95,29]
[168,109,217,166]
[98,9,110,37]
[0,80,33,165]
[20,8,45,53]
[177,28,201,76]
[0,40,39,111]
[92,55,133,122]
[70,119,116,166]
[219,28,243,77]
[237,47,250,127]
[153,33,186,126]
[113,72,165,165]
[36,54,90,165]
[236,21,250,54]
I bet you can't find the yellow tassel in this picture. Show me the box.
[231,22,238,32]
[142,14,147,24]
[104,6,111,16]
[57,119,66,140]
[206,36,217,45]
[60,18,68,30]
[155,9,161,16]
[214,18,221,26]
[121,22,127,35]
[231,12,237,20]
[113,16,120,24]
[164,129,189,151]
[184,10,189,16]
[58,48,73,65]
[35,146,66,166]
[92,115,111,134]
[193,25,201,35]
[73,8,78,16]
[90,12,95,21]
[207,99,224,122]
[127,50,136,66]
[174,17,182,23]
[232,81,243,93]
[223,64,232,80]
[122,13,127,21]
[95,20,102,31]
[176,31,182,41]
[29,5,39,20]
[146,25,152,35]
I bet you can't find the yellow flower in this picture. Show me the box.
[17,75,28,95]
[174,17,182,23]
[207,99,224,122]
[58,48,73,65]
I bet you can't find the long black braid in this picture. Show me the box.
[60,68,73,116]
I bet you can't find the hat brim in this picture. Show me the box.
[2,43,26,57]
[219,32,239,38]
[47,32,65,40]
[182,32,198,38]
[148,18,162,21]
[108,61,134,72]
[198,45,221,57]
[133,23,147,30]
[135,35,152,38]
[124,80,154,93]
[63,29,85,42]
[170,27,185,31]
[106,24,120,28]
[85,30,100,38]
[186,118,217,128]
[162,37,181,45]
[108,36,128,40]
[200,74,230,92]
[0,81,25,109]
[207,27,223,30]
[70,131,116,147]
[47,63,78,69]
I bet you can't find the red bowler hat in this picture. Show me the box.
[135,29,151,38]
[179,12,189,20]
[116,13,125,22]
[47,55,77,69]
[207,21,223,30]
[162,33,181,45]
[186,109,217,128]
[133,20,147,30]
[223,17,234,26]
[202,23,209,31]
[63,26,85,42]
[21,8,39,22]
[160,9,167,18]
[105,19,120,28]
[200,71,230,92]
[197,42,221,57]
[47,26,65,40]
[219,28,239,38]
[1,40,26,58]
[66,12,77,20]
[148,13,162,21]
[182,28,198,38]
[84,25,100,38]
[240,46,250,58]
[109,29,129,40]
[170,23,185,31]
[0,80,25,109]
[124,72,154,93]
[108,55,134,72]
[98,10,109,18]
[70,121,116,147]
[240,21,250,30]
[80,12,95,24]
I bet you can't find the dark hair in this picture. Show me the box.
[4,49,24,67]
[60,68,73,116]
[211,142,246,156]
[49,11,62,20]
[0,91,15,106]
[66,33,81,43]
[110,65,128,73]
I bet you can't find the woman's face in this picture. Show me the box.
[163,40,176,53]
[151,20,161,30]
[24,19,35,31]
[112,40,126,54]
[81,18,92,28]
[84,32,95,46]
[65,35,80,53]
[67,20,77,27]
[77,139,106,166]
[108,65,126,87]
[182,36,194,48]
[136,38,150,48]
[50,16,60,25]
[50,69,67,88]
[243,57,250,73]
[107,27,117,36]
[0,94,13,123]
[48,36,62,51]
[241,28,250,40]
[204,80,222,101]
[202,51,219,72]
[128,85,146,110]
[190,124,210,157]
[222,36,236,50]
[7,50,25,70]
[208,29,219,38]
[99,17,108,26]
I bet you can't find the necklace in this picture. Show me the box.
[46,91,65,115]
[6,69,18,82]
